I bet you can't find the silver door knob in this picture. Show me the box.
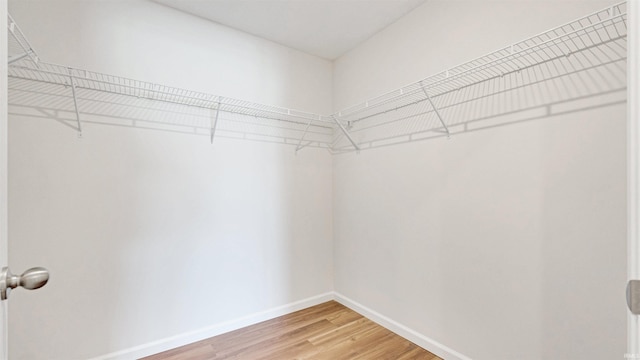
[0,266,49,300]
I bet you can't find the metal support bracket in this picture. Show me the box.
[331,115,360,152]
[68,68,82,136]
[628,280,640,315]
[8,52,30,65]
[210,96,222,144]
[421,84,450,138]
[295,116,315,153]
[8,14,39,65]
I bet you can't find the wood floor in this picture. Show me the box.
[142,301,442,360]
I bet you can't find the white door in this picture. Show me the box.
[1,6,49,359]
[630,1,640,358]
[1,0,9,358]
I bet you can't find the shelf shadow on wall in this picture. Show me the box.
[331,56,627,153]
[8,56,626,154]
[7,77,334,151]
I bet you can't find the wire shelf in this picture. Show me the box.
[8,60,335,149]
[331,2,628,152]
[7,2,628,153]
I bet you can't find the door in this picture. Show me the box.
[1,0,9,358]
[630,1,640,358]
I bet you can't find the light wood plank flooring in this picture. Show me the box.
[141,301,442,360]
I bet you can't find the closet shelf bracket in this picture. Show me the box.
[295,116,315,153]
[8,52,31,65]
[68,68,82,136]
[210,96,222,144]
[7,14,39,66]
[332,115,360,152]
[421,83,449,138]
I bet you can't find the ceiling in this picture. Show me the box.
[152,0,428,60]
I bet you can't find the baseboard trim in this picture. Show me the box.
[87,292,334,360]
[88,291,470,360]
[333,292,473,360]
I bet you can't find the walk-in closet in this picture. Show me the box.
[1,0,638,359]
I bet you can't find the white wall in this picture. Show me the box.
[7,1,333,359]
[333,1,627,359]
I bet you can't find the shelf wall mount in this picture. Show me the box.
[331,115,360,152]
[210,96,222,144]
[67,67,82,136]
[420,82,450,138]
[7,14,38,65]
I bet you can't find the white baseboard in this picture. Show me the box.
[87,292,334,360]
[88,291,469,360]
[333,292,473,360]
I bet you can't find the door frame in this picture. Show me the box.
[629,0,640,356]
[1,0,9,359]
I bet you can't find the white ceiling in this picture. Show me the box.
[153,0,428,60]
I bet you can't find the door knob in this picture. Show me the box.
[0,266,49,300]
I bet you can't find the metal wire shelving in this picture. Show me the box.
[331,1,628,152]
[6,2,628,153]
[7,12,334,150]
[8,59,336,150]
